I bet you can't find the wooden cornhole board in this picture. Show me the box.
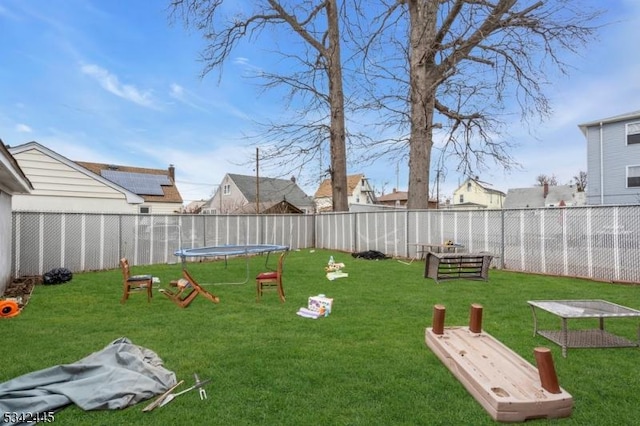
[425,326,573,422]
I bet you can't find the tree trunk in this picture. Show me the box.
[326,0,349,212]
[406,0,437,210]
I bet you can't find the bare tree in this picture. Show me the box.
[168,0,350,211]
[572,170,587,192]
[170,1,601,211]
[356,1,601,209]
[535,174,558,186]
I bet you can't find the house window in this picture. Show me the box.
[467,182,472,191]
[223,184,231,195]
[139,206,150,214]
[627,122,640,145]
[459,194,464,203]
[627,165,640,187]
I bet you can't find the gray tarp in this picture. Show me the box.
[0,337,177,425]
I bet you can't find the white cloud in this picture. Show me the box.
[15,123,32,133]
[168,82,207,112]
[80,63,159,109]
[233,57,249,66]
[169,83,185,99]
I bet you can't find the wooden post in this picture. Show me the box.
[469,303,483,333]
[432,304,446,335]
[534,347,561,394]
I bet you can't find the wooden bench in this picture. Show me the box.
[424,252,492,282]
[426,304,573,422]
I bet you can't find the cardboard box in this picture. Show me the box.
[308,294,333,314]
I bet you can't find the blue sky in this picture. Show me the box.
[1,1,639,204]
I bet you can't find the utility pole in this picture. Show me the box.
[256,147,260,214]
[436,169,440,209]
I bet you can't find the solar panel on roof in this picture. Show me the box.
[101,170,170,196]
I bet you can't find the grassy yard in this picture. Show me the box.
[1,249,638,425]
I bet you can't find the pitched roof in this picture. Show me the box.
[314,174,365,198]
[455,177,506,196]
[377,190,408,202]
[9,141,143,204]
[0,141,32,193]
[231,199,304,214]
[76,161,183,204]
[227,173,312,206]
[504,185,584,209]
[183,200,207,213]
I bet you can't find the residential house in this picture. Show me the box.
[578,110,640,205]
[314,174,376,212]
[376,188,439,209]
[202,173,313,214]
[0,141,32,293]
[449,177,506,209]
[377,189,408,208]
[182,200,207,214]
[503,183,586,209]
[9,141,183,214]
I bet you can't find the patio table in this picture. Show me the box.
[408,243,465,263]
[527,300,640,357]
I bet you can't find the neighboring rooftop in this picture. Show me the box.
[226,173,312,206]
[578,110,640,135]
[504,184,585,209]
[314,174,366,198]
[76,161,183,204]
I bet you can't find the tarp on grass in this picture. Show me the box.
[0,337,176,425]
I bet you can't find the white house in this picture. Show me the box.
[449,177,505,209]
[314,174,376,212]
[202,173,313,214]
[8,142,183,214]
[504,183,586,209]
[0,142,32,293]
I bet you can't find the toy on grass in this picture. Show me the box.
[425,303,573,422]
[325,262,345,272]
[297,294,333,319]
[0,299,20,318]
[325,256,348,280]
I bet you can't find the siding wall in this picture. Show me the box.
[0,191,12,294]
[11,148,136,213]
[453,180,504,208]
[586,119,640,205]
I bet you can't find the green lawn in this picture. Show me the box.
[1,249,638,425]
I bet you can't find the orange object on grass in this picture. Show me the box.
[0,300,20,318]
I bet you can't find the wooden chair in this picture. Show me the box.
[160,269,220,308]
[256,251,287,303]
[120,258,153,304]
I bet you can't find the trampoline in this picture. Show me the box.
[174,244,289,285]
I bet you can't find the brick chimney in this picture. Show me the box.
[168,164,175,181]
[543,182,549,198]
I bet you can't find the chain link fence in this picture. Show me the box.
[12,205,640,283]
[315,205,640,283]
[11,213,315,277]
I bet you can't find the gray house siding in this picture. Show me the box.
[581,113,640,205]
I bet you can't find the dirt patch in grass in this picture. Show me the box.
[3,276,40,308]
